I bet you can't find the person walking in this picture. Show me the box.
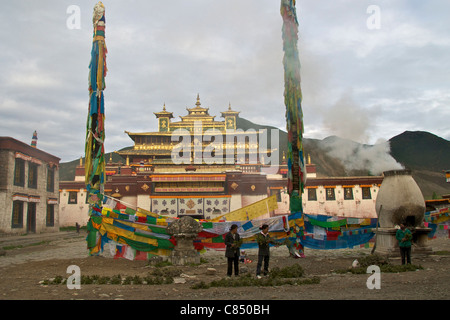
[255,224,276,279]
[396,223,412,265]
[225,224,241,277]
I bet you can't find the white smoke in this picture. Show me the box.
[322,92,378,143]
[318,91,404,175]
[320,136,404,175]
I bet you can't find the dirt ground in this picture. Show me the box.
[0,231,449,301]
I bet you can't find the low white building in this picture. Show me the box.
[60,158,383,227]
[271,163,383,218]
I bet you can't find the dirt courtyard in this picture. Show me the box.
[0,232,449,301]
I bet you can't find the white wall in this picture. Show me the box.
[59,189,89,227]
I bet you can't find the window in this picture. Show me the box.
[270,189,282,202]
[362,187,372,200]
[46,204,55,227]
[47,166,55,192]
[344,187,354,200]
[325,188,335,201]
[68,191,78,204]
[11,201,24,228]
[308,188,317,201]
[14,158,25,187]
[28,163,38,189]
[27,202,36,233]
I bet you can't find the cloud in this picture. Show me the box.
[0,1,449,163]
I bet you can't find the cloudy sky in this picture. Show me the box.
[1,0,449,162]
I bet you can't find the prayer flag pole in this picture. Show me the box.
[85,2,107,255]
[281,0,306,213]
[281,0,306,257]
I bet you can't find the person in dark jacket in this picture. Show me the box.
[225,224,241,277]
[255,224,276,278]
[396,224,412,265]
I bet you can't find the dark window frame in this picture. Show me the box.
[11,200,24,228]
[47,166,55,192]
[344,187,354,200]
[362,187,372,200]
[68,191,78,204]
[14,158,25,187]
[46,204,55,227]
[325,188,336,201]
[308,188,317,201]
[28,162,38,189]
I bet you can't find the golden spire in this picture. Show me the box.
[196,93,201,107]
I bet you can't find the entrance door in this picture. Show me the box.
[27,203,36,233]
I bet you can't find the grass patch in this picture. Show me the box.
[269,264,304,278]
[2,240,50,251]
[153,260,173,268]
[41,272,176,286]
[28,240,51,247]
[41,265,184,286]
[191,273,320,289]
[2,245,23,250]
[59,226,87,232]
[149,267,181,278]
[190,264,319,289]
[433,250,450,256]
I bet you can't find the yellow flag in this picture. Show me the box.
[210,194,278,222]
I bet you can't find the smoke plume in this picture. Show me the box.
[319,92,404,175]
[320,136,404,175]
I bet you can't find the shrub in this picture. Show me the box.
[122,276,133,285]
[269,264,304,278]
[191,272,319,290]
[357,254,390,268]
[191,281,210,289]
[154,260,173,268]
[52,275,64,284]
[110,274,122,285]
[97,276,111,284]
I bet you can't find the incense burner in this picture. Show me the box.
[374,169,432,256]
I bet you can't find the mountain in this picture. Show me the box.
[59,149,130,181]
[59,120,450,199]
[389,131,450,199]
[389,131,450,172]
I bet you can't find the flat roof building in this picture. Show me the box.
[0,137,60,235]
